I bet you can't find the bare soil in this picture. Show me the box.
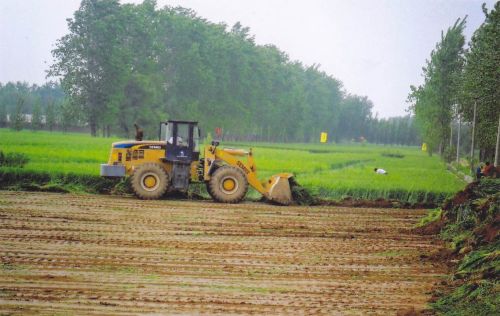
[0,191,446,315]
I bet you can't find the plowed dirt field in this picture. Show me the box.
[0,191,445,315]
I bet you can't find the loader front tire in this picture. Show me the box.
[208,166,248,203]
[131,163,169,200]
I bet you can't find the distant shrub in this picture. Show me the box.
[329,159,373,170]
[443,146,456,162]
[381,151,405,159]
[0,151,29,168]
[308,149,331,154]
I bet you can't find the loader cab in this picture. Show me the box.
[159,120,200,163]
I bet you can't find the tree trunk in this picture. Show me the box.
[450,119,453,149]
[456,116,461,163]
[90,122,97,137]
[495,114,500,167]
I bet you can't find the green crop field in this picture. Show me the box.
[0,128,465,203]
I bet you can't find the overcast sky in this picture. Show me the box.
[0,0,495,117]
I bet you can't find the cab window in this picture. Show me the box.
[193,126,200,152]
[176,123,189,147]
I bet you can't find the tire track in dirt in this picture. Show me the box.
[0,191,445,315]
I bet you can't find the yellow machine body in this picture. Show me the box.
[100,120,294,204]
[103,140,198,182]
[202,145,294,204]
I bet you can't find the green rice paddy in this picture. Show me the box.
[0,128,465,203]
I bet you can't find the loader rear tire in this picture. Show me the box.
[208,166,248,203]
[206,182,215,200]
[131,163,169,200]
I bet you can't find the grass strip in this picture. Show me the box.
[0,167,449,206]
[0,168,122,194]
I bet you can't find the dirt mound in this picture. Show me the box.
[415,178,499,315]
[289,177,319,205]
[474,214,500,243]
[442,179,500,211]
[412,218,446,235]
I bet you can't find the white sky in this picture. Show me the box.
[0,0,495,117]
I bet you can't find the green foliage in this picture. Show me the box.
[443,145,457,162]
[45,101,57,132]
[31,102,42,130]
[432,280,499,315]
[381,151,405,159]
[0,151,29,168]
[0,104,7,127]
[410,3,500,161]
[45,1,421,144]
[0,81,64,121]
[408,18,467,155]
[456,241,500,279]
[59,99,80,132]
[415,208,442,227]
[460,3,500,161]
[477,178,500,193]
[426,179,499,315]
[0,168,121,194]
[11,97,25,131]
[369,116,421,146]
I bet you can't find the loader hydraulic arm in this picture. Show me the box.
[203,144,293,204]
[204,145,267,195]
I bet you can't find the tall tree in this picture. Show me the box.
[460,3,500,162]
[45,101,57,132]
[47,1,405,143]
[11,97,25,131]
[0,104,7,128]
[408,18,467,156]
[49,0,124,136]
[31,101,43,130]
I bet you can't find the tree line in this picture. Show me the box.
[408,3,499,164]
[1,0,421,145]
[0,80,420,145]
[0,81,68,131]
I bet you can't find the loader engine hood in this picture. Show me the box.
[112,140,166,149]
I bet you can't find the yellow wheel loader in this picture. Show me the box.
[100,120,294,205]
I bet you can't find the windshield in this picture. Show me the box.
[193,126,200,152]
[160,123,169,141]
[163,123,173,143]
[176,123,189,147]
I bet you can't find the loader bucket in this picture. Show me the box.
[265,173,294,205]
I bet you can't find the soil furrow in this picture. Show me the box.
[0,191,444,315]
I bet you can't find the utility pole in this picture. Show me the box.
[456,114,461,163]
[450,104,457,156]
[495,114,500,167]
[470,100,477,161]
[450,119,453,150]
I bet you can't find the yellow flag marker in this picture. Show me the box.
[320,132,328,143]
[422,143,428,152]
